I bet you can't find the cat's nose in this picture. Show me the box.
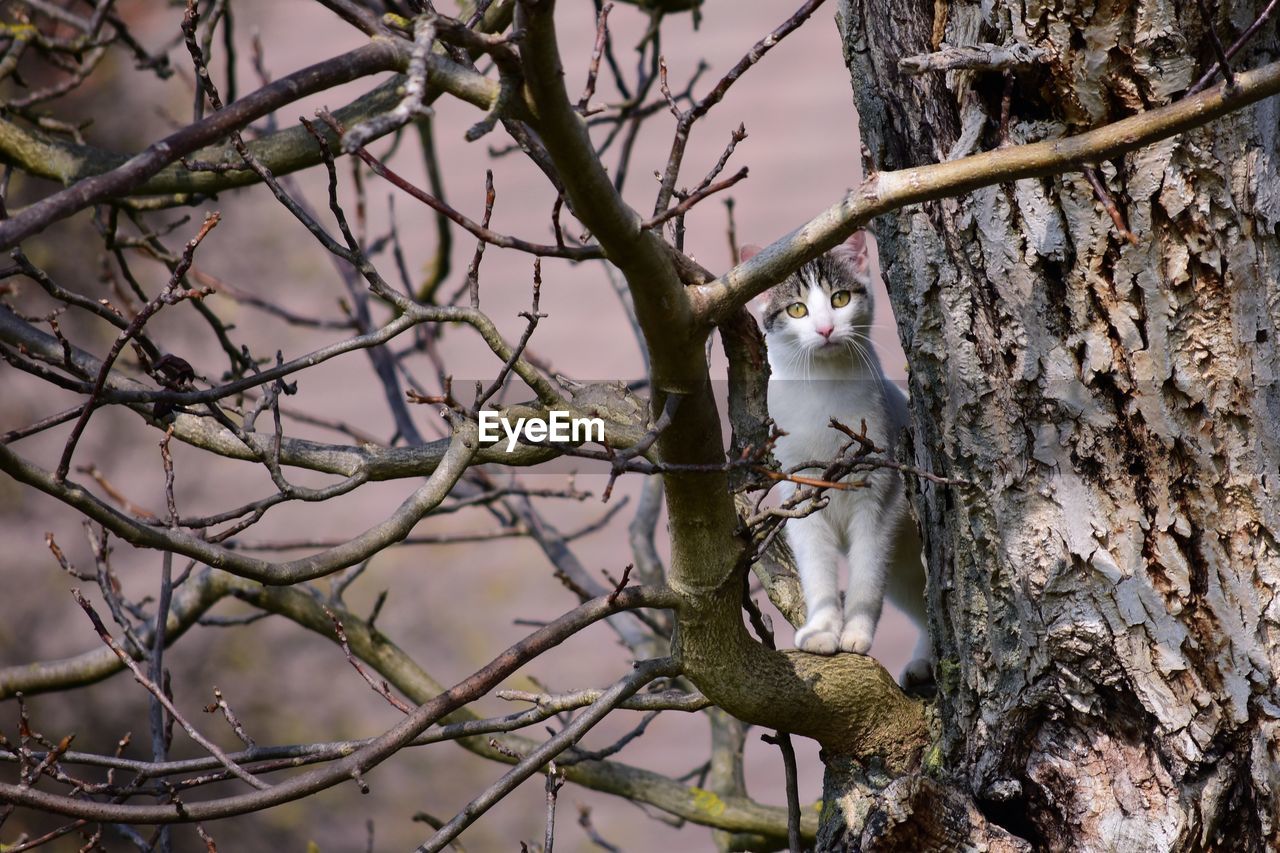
[816,325,834,339]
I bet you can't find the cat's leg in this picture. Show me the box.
[885,517,934,689]
[788,514,844,655]
[840,502,890,654]
[901,632,935,692]
[896,574,935,690]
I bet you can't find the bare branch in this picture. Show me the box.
[1194,0,1235,90]
[342,16,437,150]
[205,688,256,750]
[0,570,227,700]
[1,421,481,585]
[70,589,269,791]
[1082,166,1139,245]
[652,0,827,218]
[315,0,394,38]
[1188,0,1280,94]
[54,212,219,481]
[761,732,802,853]
[415,657,680,853]
[342,122,602,260]
[0,42,409,250]
[578,3,614,112]
[898,42,1045,74]
[325,607,414,714]
[694,56,1280,324]
[516,0,698,386]
[0,584,678,823]
[642,166,748,231]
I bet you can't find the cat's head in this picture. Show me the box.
[745,233,874,361]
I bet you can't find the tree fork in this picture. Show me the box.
[515,0,931,767]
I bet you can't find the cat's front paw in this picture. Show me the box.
[838,620,874,655]
[796,617,842,655]
[901,657,936,696]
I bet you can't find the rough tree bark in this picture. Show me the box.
[837,0,1280,849]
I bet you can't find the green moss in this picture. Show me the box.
[936,657,961,694]
[924,743,945,774]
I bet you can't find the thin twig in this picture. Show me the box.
[334,116,601,260]
[1195,0,1235,90]
[1,404,87,445]
[54,213,218,481]
[1188,0,1280,94]
[544,762,565,853]
[325,607,413,714]
[476,257,545,407]
[71,589,270,791]
[652,0,827,217]
[761,732,802,853]
[2,585,678,822]
[642,167,748,230]
[1082,166,1138,245]
[576,805,621,852]
[415,658,680,853]
[560,709,660,766]
[204,688,256,749]
[578,3,613,112]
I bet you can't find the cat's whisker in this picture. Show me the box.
[850,338,877,374]
[848,335,893,399]
[844,337,874,374]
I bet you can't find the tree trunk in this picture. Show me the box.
[834,1,1280,849]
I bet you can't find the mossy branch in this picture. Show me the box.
[0,78,404,196]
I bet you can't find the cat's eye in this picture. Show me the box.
[831,290,852,308]
[786,302,808,319]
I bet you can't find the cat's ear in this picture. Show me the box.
[731,246,770,320]
[829,231,871,280]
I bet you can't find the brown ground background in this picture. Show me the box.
[0,2,918,849]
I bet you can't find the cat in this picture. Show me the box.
[747,233,932,686]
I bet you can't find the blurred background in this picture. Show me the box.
[0,1,917,849]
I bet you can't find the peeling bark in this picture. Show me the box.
[818,755,1032,851]
[835,0,1280,848]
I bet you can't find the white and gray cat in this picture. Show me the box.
[748,233,932,686]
